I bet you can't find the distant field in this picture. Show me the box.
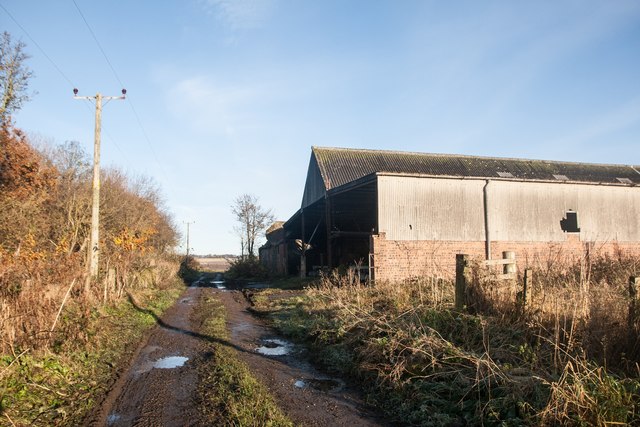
[194,256,235,272]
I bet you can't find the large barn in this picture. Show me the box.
[261,146,640,282]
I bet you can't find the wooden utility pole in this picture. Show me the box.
[74,89,126,279]
[184,221,194,257]
[88,92,102,279]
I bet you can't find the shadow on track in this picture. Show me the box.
[126,292,252,356]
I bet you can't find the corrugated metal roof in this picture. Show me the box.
[312,146,640,190]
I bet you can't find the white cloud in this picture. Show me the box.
[166,76,260,136]
[200,0,275,30]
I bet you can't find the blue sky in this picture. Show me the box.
[2,0,640,255]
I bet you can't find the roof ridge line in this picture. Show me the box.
[311,146,636,169]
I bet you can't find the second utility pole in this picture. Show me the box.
[184,221,195,258]
[74,89,126,281]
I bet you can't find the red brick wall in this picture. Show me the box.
[371,233,640,282]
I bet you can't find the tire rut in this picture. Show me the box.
[90,285,386,426]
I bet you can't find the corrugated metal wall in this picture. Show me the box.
[377,176,485,241]
[488,181,640,242]
[378,176,640,242]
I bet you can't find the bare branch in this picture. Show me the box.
[0,32,35,124]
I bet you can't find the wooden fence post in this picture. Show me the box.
[629,276,640,329]
[455,254,470,310]
[517,268,533,313]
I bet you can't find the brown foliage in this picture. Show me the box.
[0,126,179,353]
[0,124,56,197]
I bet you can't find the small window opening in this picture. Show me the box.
[560,210,580,233]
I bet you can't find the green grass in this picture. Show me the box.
[195,295,293,426]
[0,279,184,426]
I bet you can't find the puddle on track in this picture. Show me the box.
[154,356,189,369]
[217,290,385,425]
[256,338,293,356]
[212,280,227,289]
[106,413,121,426]
[294,378,345,393]
[245,282,269,289]
[135,356,189,374]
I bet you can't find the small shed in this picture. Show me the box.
[258,221,298,276]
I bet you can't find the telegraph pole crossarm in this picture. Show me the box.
[74,88,126,280]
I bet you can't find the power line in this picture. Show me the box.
[71,0,169,180]
[0,2,132,167]
[124,99,168,179]
[75,98,131,166]
[0,5,132,169]
[71,0,124,88]
[0,3,76,88]
[102,128,133,168]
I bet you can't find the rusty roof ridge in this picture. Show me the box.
[310,146,637,169]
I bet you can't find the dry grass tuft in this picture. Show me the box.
[258,253,640,425]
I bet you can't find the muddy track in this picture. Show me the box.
[90,286,203,426]
[90,285,385,426]
[217,289,384,426]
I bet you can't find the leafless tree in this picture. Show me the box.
[0,32,34,124]
[231,194,274,258]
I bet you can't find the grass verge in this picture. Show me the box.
[249,273,640,426]
[0,278,184,426]
[195,293,293,426]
